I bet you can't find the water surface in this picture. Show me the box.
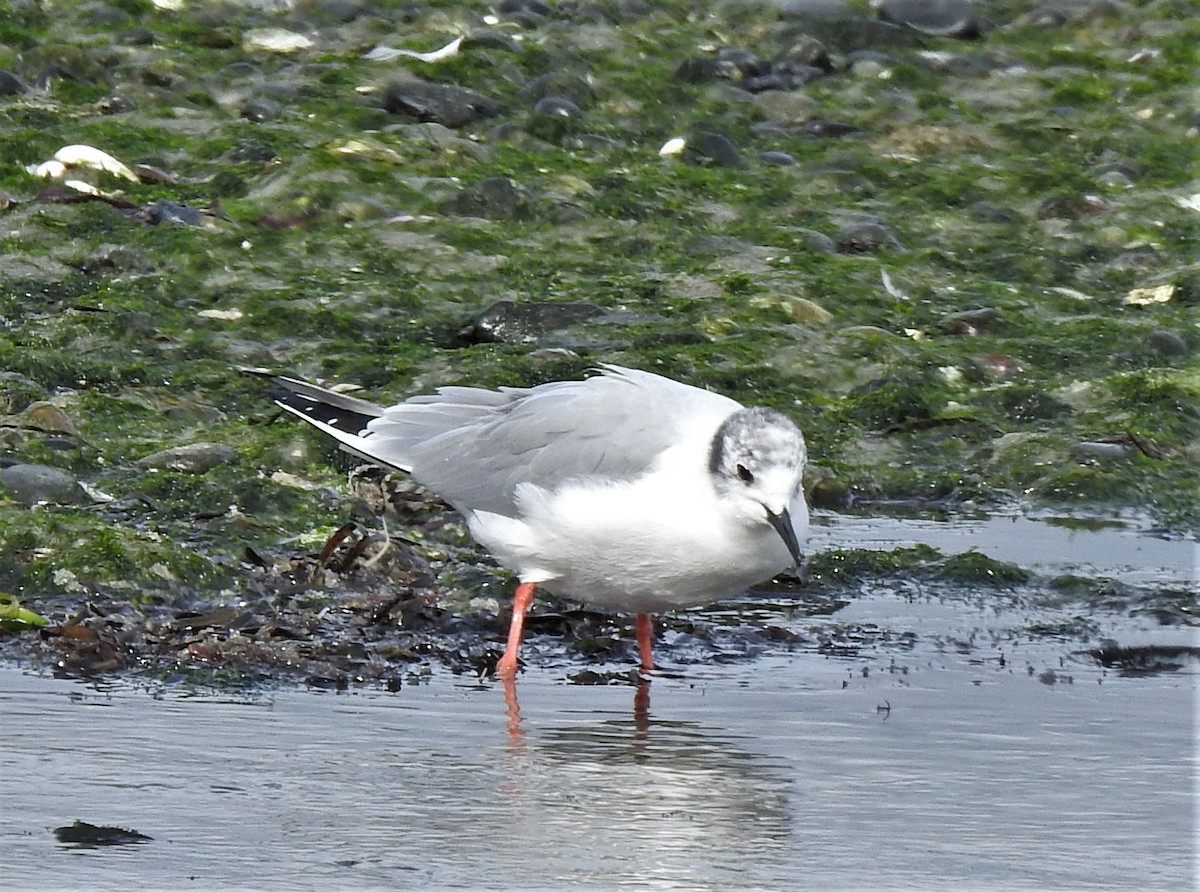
[3,633,1194,891]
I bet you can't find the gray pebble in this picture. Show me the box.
[147,200,205,226]
[759,150,797,165]
[836,221,906,254]
[465,30,524,54]
[877,0,983,38]
[447,176,535,220]
[798,229,838,255]
[0,70,26,95]
[533,96,583,118]
[120,27,156,45]
[137,443,236,474]
[1147,330,1189,357]
[460,300,604,344]
[779,0,854,20]
[0,463,84,506]
[685,131,742,168]
[384,80,501,129]
[1071,441,1136,463]
[241,96,282,123]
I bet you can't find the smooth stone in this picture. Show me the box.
[137,442,236,474]
[459,301,605,344]
[718,47,768,77]
[447,176,535,220]
[798,229,839,255]
[941,307,999,334]
[1146,331,1188,357]
[804,119,867,138]
[778,0,854,19]
[786,296,834,324]
[5,401,79,435]
[241,96,282,123]
[0,70,27,95]
[877,0,983,38]
[1071,441,1136,462]
[782,17,923,51]
[147,199,205,226]
[498,0,553,16]
[465,29,524,54]
[0,463,84,505]
[383,80,501,128]
[120,27,156,45]
[685,131,742,168]
[752,90,817,122]
[521,72,597,107]
[759,150,797,165]
[773,35,832,71]
[532,96,583,118]
[836,221,906,253]
[966,201,1022,223]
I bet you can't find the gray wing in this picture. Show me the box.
[364,365,739,516]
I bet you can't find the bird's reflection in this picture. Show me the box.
[503,673,652,751]
[494,672,792,887]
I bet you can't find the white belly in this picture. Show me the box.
[467,474,807,614]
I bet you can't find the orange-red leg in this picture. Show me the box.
[635,612,655,673]
[496,582,537,678]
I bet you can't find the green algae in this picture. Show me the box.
[0,0,1196,642]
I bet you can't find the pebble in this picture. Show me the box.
[798,229,839,255]
[941,307,999,335]
[532,96,583,118]
[465,30,524,54]
[877,0,983,38]
[383,80,501,128]
[836,221,906,254]
[759,150,797,166]
[0,70,27,95]
[241,96,282,123]
[1146,330,1188,357]
[137,443,236,474]
[0,463,84,506]
[778,0,854,20]
[5,401,78,435]
[1071,441,1136,463]
[786,296,835,324]
[684,131,742,168]
[147,199,205,226]
[459,300,604,344]
[447,176,535,220]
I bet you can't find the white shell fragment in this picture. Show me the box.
[62,179,103,196]
[242,28,313,54]
[1122,284,1175,306]
[659,136,687,156]
[198,308,245,321]
[27,144,140,182]
[364,36,463,63]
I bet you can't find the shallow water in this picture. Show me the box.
[3,631,1195,891]
[813,511,1197,586]
[3,513,1197,890]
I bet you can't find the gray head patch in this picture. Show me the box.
[707,406,806,484]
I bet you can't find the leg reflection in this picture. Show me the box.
[633,677,651,738]
[502,672,525,751]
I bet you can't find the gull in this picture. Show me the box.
[254,364,809,676]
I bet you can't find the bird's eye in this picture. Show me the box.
[736,464,754,483]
